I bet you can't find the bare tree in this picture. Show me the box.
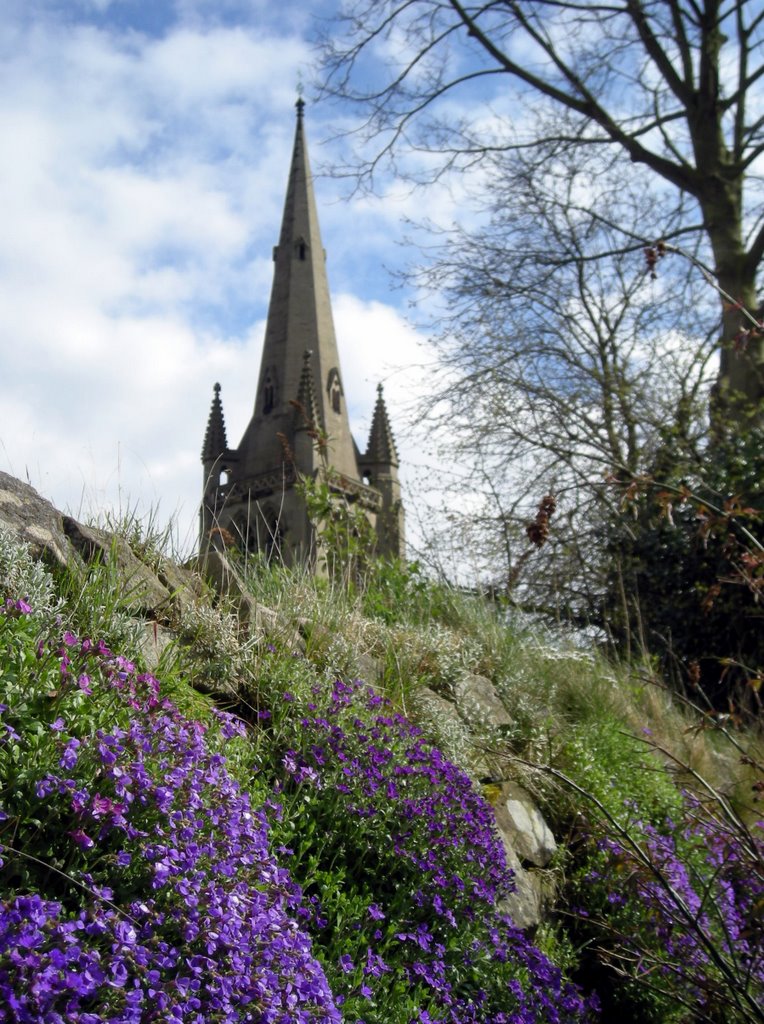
[391,143,711,602]
[318,0,764,424]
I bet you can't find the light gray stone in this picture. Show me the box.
[198,547,247,602]
[238,593,305,652]
[493,783,557,867]
[356,652,383,684]
[137,620,175,672]
[0,472,74,570]
[454,672,512,729]
[413,686,490,779]
[498,843,547,929]
[156,559,207,619]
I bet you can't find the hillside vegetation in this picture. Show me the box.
[0,525,761,1023]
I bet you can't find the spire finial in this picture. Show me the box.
[202,381,228,462]
[296,95,305,120]
[365,382,399,466]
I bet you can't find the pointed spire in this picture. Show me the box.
[365,383,399,466]
[236,99,361,481]
[294,349,321,430]
[202,383,228,462]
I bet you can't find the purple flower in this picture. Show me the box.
[69,829,94,849]
[60,737,80,770]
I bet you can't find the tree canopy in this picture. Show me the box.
[319,0,764,422]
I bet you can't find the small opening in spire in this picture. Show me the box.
[327,368,342,414]
[264,371,275,414]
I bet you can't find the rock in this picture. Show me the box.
[237,593,305,652]
[493,783,557,867]
[196,548,306,651]
[499,844,548,929]
[136,620,175,672]
[63,517,171,616]
[356,652,383,684]
[413,686,490,779]
[0,472,74,570]
[454,673,513,729]
[156,559,207,618]
[198,547,247,602]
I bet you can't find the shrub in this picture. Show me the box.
[253,669,596,1024]
[0,599,338,1024]
[551,727,764,1024]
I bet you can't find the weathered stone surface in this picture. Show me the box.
[137,621,175,672]
[63,518,171,615]
[454,673,512,729]
[156,559,207,618]
[198,548,246,603]
[238,593,305,652]
[499,843,547,929]
[0,472,74,570]
[493,783,557,867]
[356,652,383,685]
[197,549,306,650]
[413,686,490,779]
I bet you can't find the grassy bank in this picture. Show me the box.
[0,526,761,1022]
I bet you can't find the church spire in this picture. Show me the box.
[199,101,405,564]
[235,98,359,482]
[202,383,227,462]
[365,383,399,466]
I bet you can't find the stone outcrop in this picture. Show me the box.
[63,517,173,615]
[494,783,557,867]
[0,472,74,571]
[0,472,559,931]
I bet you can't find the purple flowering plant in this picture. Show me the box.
[254,668,596,1024]
[553,723,764,1024]
[0,597,340,1023]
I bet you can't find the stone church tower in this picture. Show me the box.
[200,99,405,565]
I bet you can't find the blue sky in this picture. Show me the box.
[0,0,448,553]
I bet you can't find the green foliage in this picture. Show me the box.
[359,558,462,628]
[607,427,763,715]
[50,554,145,658]
[2,518,762,1024]
[300,467,377,583]
[0,530,57,614]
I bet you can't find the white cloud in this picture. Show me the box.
[0,3,458,563]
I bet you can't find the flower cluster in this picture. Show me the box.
[293,678,514,907]
[0,609,339,1024]
[266,675,595,1023]
[572,797,763,1022]
[636,807,764,1013]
